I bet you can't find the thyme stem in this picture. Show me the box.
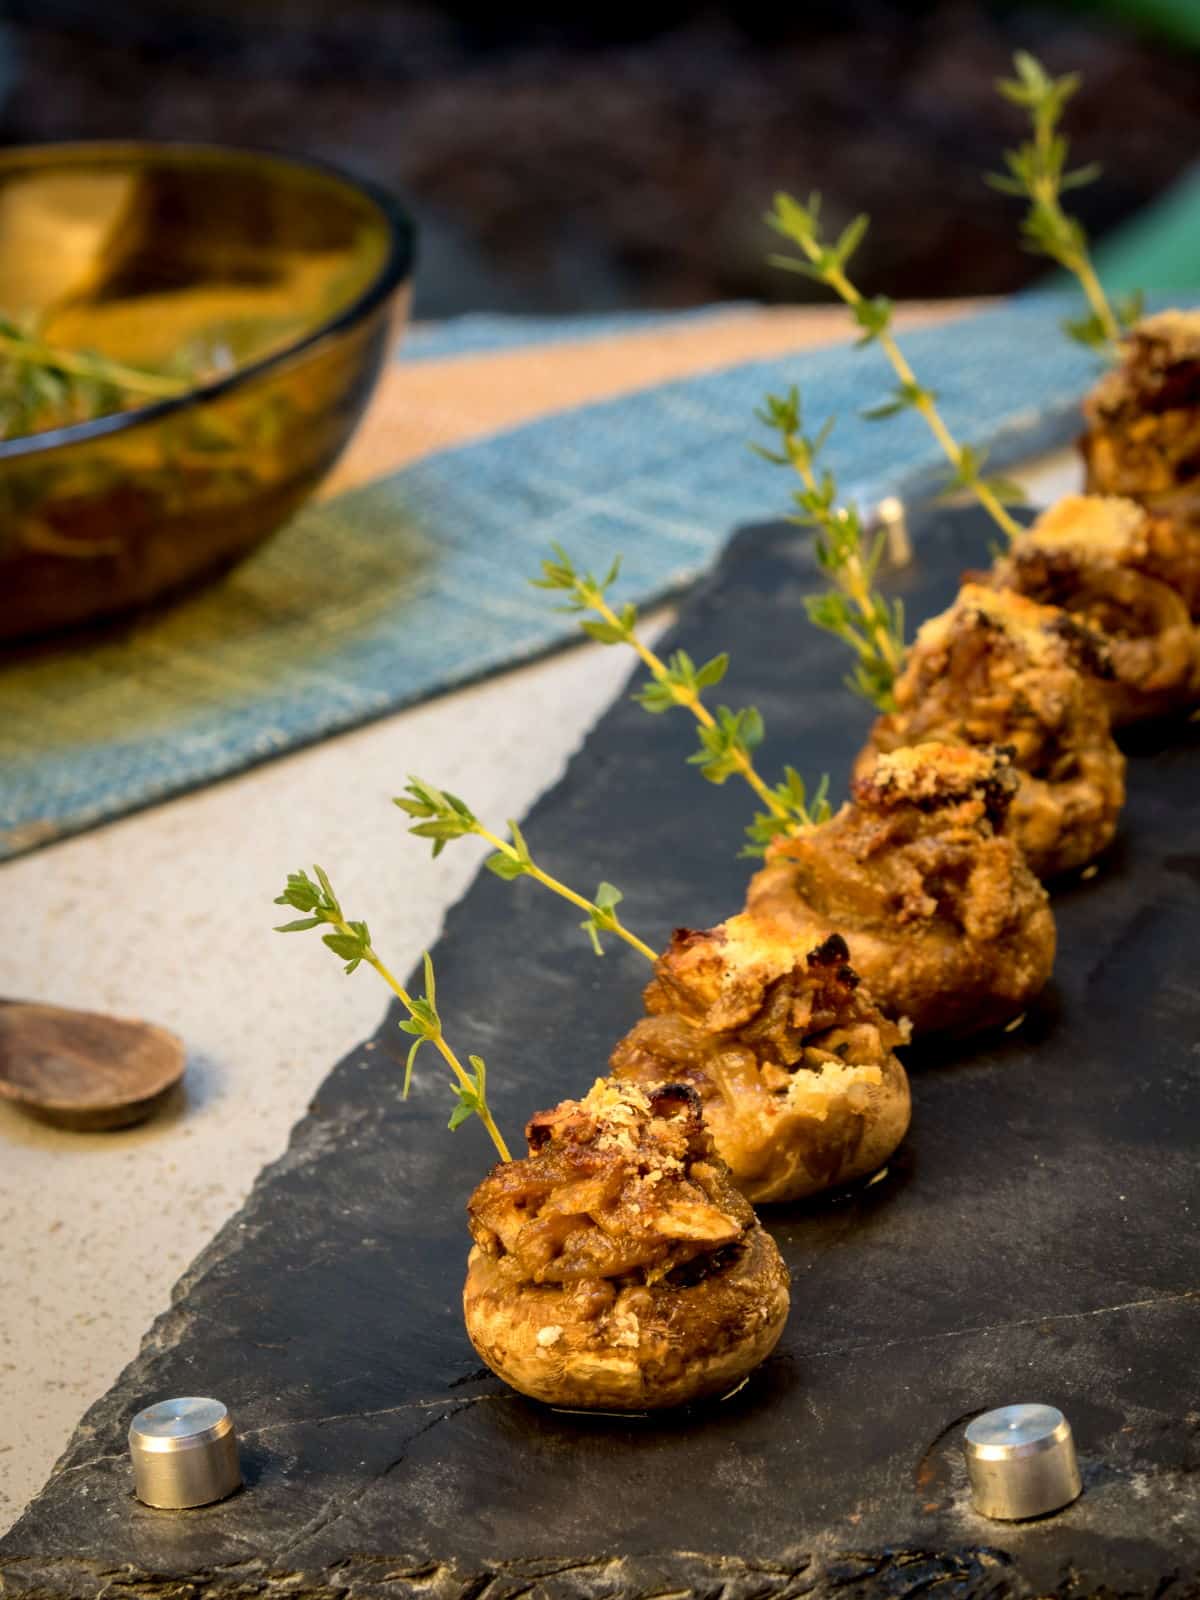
[783,429,905,682]
[352,935,511,1163]
[988,51,1133,354]
[582,586,790,823]
[471,818,658,963]
[397,778,659,959]
[753,388,904,713]
[792,248,1024,543]
[529,547,830,854]
[1024,94,1119,343]
[274,866,511,1163]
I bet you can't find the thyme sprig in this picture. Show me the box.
[755,388,904,712]
[274,865,511,1160]
[766,193,1026,542]
[988,51,1141,353]
[0,319,191,441]
[396,778,657,961]
[531,544,831,854]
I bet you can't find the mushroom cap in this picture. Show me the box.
[463,1221,790,1411]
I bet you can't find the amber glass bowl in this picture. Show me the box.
[0,142,415,640]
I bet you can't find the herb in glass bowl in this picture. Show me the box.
[0,320,192,441]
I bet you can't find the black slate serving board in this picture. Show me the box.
[3,508,1200,1600]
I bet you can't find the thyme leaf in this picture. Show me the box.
[396,777,656,962]
[766,193,1025,542]
[531,542,830,853]
[0,319,192,441]
[989,51,1134,354]
[754,385,905,713]
[274,869,510,1161]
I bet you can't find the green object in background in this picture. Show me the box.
[1054,2,1200,290]
[1083,0,1200,50]
[1094,165,1200,291]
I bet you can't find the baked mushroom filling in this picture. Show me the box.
[469,1080,757,1296]
[871,589,1108,772]
[757,744,1021,934]
[1082,312,1200,506]
[860,585,1125,877]
[610,929,910,1202]
[1007,550,1168,638]
[740,744,1056,1037]
[985,497,1198,720]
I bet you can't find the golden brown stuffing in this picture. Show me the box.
[610,929,910,1204]
[1081,311,1200,614]
[469,1079,755,1285]
[859,584,1125,878]
[463,1079,789,1410]
[986,497,1199,725]
[746,743,1056,1035]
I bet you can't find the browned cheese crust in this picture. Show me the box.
[1080,311,1200,615]
[609,929,911,1204]
[988,495,1200,725]
[463,1079,790,1410]
[745,744,1056,1036]
[858,584,1125,879]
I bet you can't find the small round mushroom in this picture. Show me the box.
[610,930,910,1205]
[746,744,1056,1037]
[858,584,1125,879]
[464,1079,790,1411]
[987,495,1199,726]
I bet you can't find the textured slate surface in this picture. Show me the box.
[3,507,1199,1599]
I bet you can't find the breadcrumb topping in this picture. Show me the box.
[468,1073,755,1290]
[864,742,1011,804]
[916,583,1073,668]
[1089,307,1200,416]
[1028,494,1148,559]
[711,913,800,985]
[1129,308,1200,363]
[784,1061,884,1118]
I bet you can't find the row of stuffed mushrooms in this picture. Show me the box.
[462,308,1200,1413]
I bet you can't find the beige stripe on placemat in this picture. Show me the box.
[322,300,983,499]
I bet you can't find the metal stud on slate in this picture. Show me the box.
[875,495,913,568]
[129,1397,242,1509]
[964,1403,1081,1521]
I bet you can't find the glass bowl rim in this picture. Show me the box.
[0,138,417,463]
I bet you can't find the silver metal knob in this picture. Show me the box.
[964,1403,1081,1521]
[875,495,912,568]
[129,1397,242,1509]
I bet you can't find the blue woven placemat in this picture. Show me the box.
[402,304,751,361]
[0,302,1108,859]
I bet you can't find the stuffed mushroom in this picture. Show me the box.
[745,743,1056,1037]
[610,930,910,1205]
[858,584,1125,879]
[1081,310,1200,613]
[986,495,1199,725]
[464,1078,790,1411]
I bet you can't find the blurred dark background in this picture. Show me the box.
[1,0,1197,317]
